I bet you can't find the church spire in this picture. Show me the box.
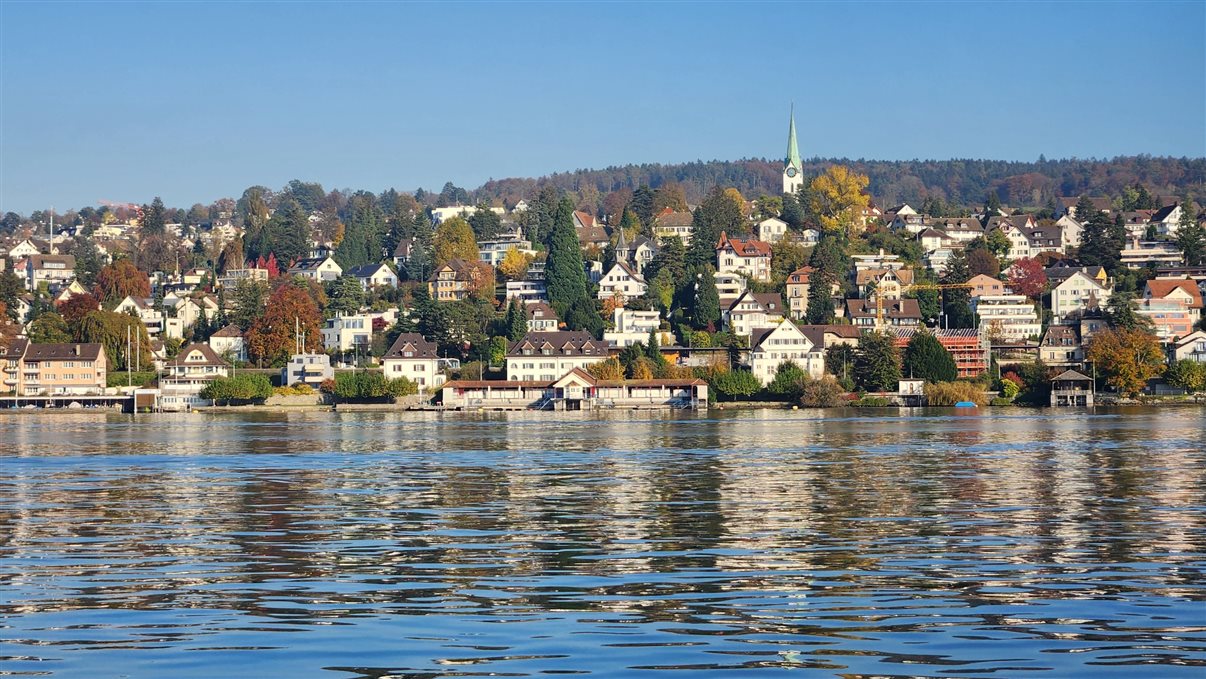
[786,104,801,170]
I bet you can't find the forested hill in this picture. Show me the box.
[474,156,1206,211]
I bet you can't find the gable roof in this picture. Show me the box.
[1145,278,1203,308]
[1052,369,1093,382]
[165,343,228,367]
[507,330,606,357]
[749,319,811,352]
[787,266,814,284]
[210,324,244,338]
[524,301,559,321]
[1150,204,1179,222]
[383,332,439,360]
[655,211,693,228]
[346,262,393,278]
[289,256,338,271]
[715,232,772,257]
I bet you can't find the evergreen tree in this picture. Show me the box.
[805,272,836,324]
[468,204,503,240]
[780,193,806,230]
[327,275,365,316]
[1073,195,1098,222]
[406,212,433,281]
[270,197,312,266]
[504,299,528,341]
[71,235,103,288]
[854,331,901,392]
[645,236,685,283]
[141,197,167,235]
[565,296,603,336]
[1078,210,1123,273]
[629,185,656,226]
[903,331,958,382]
[685,187,746,268]
[939,248,974,328]
[1177,217,1206,266]
[544,197,592,324]
[687,265,721,330]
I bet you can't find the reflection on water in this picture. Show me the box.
[0,408,1203,677]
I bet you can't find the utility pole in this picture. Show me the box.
[126,324,132,388]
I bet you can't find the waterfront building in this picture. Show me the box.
[891,328,988,378]
[505,331,608,382]
[748,319,824,385]
[381,333,445,391]
[160,343,228,410]
[1,339,108,396]
[281,353,332,388]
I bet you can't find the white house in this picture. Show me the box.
[756,217,788,244]
[1050,269,1112,322]
[716,232,772,282]
[208,324,247,362]
[972,294,1042,341]
[346,262,398,290]
[724,291,785,338]
[382,332,445,391]
[25,254,75,291]
[506,331,608,382]
[113,296,167,337]
[281,353,333,388]
[160,343,230,411]
[747,319,824,386]
[1056,215,1083,250]
[603,307,672,347]
[321,313,375,352]
[525,301,559,332]
[597,262,647,301]
[288,256,342,282]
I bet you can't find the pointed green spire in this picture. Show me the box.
[786,104,801,170]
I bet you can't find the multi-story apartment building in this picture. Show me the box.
[1,340,108,396]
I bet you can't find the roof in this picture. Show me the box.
[346,262,392,278]
[1145,278,1203,308]
[728,290,783,314]
[787,266,814,284]
[165,343,228,367]
[524,301,559,321]
[1040,324,1079,346]
[210,324,244,338]
[605,260,645,283]
[22,342,103,361]
[289,256,337,271]
[507,330,607,357]
[1150,204,1178,222]
[856,268,916,287]
[383,332,439,360]
[428,257,478,281]
[1052,369,1092,382]
[796,323,862,347]
[28,254,76,268]
[716,232,772,257]
[890,327,982,340]
[933,217,983,231]
[655,211,693,228]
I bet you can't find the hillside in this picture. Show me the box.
[473,156,1206,211]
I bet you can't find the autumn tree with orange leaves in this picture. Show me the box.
[93,260,151,306]
[247,283,322,367]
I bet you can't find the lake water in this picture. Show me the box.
[0,408,1203,678]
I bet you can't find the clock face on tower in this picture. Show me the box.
[785,167,798,178]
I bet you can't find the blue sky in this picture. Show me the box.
[2,1,1203,214]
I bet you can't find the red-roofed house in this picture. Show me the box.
[716,232,772,282]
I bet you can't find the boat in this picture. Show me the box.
[954,401,977,408]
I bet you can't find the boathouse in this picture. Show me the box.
[440,368,707,410]
[1049,369,1094,406]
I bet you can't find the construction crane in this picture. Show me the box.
[874,281,975,328]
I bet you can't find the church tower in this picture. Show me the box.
[783,106,803,195]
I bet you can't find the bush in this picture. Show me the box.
[709,369,761,401]
[1165,359,1206,393]
[331,371,416,402]
[768,361,809,401]
[799,375,845,408]
[319,378,336,394]
[924,381,986,406]
[200,373,273,404]
[852,395,893,407]
[990,397,1014,406]
[272,382,316,397]
[107,371,157,388]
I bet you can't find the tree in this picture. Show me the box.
[544,198,592,323]
[405,212,434,281]
[1073,195,1098,222]
[141,197,167,235]
[432,216,479,268]
[26,312,71,343]
[468,204,503,240]
[685,186,747,268]
[503,298,529,341]
[1176,219,1206,266]
[588,357,626,381]
[1105,291,1151,330]
[1164,359,1206,393]
[246,283,322,366]
[230,278,269,331]
[71,235,104,287]
[768,360,809,401]
[825,343,856,381]
[327,275,365,317]
[76,310,153,371]
[710,369,761,401]
[94,259,151,305]
[903,331,958,382]
[939,248,974,328]
[807,165,870,236]
[1078,210,1123,273]
[653,183,689,214]
[780,193,806,230]
[1085,327,1164,398]
[199,373,273,404]
[687,265,721,330]
[629,185,656,226]
[498,247,533,280]
[57,292,100,329]
[266,197,312,266]
[645,236,685,283]
[967,248,1000,277]
[985,229,1012,260]
[1005,257,1048,299]
[854,331,901,392]
[805,274,836,324]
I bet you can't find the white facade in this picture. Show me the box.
[603,308,672,347]
[288,257,342,282]
[505,280,547,302]
[597,262,646,301]
[1051,271,1112,322]
[748,320,824,386]
[321,313,374,352]
[973,295,1042,341]
[757,217,788,244]
[479,240,536,267]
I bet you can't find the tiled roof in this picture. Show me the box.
[383,333,439,360]
[22,342,103,361]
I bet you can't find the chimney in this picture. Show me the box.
[74,344,81,356]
